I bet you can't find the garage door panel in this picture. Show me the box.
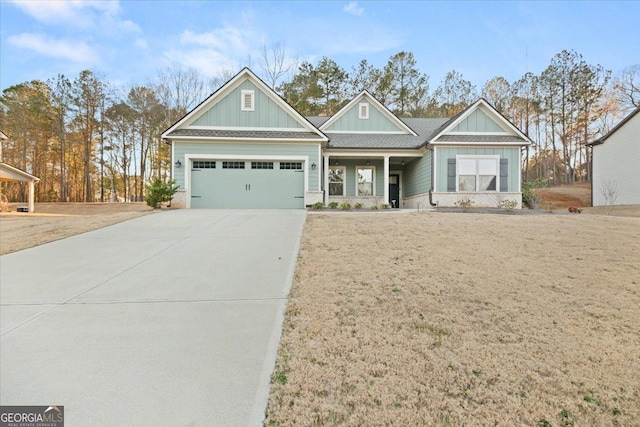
[190,160,304,209]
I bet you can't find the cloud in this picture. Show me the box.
[8,33,98,63]
[344,1,364,17]
[134,38,148,49]
[180,26,248,52]
[10,0,139,33]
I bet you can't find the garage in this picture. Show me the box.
[189,159,305,209]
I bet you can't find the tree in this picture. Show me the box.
[613,65,640,112]
[104,101,136,202]
[348,59,382,97]
[70,70,107,202]
[259,41,297,89]
[144,178,178,208]
[429,70,477,117]
[314,57,348,115]
[481,76,511,113]
[382,51,429,117]
[278,62,322,115]
[48,74,72,201]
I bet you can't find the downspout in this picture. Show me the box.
[427,147,437,206]
[165,138,172,208]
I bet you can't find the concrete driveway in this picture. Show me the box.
[0,209,306,426]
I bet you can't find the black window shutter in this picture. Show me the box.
[500,158,508,192]
[447,158,456,192]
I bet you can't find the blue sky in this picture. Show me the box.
[1,0,639,92]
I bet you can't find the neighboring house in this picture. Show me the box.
[0,131,41,213]
[589,107,640,206]
[162,68,531,209]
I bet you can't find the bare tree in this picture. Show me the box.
[614,65,640,112]
[154,65,207,124]
[259,41,297,89]
[600,178,620,215]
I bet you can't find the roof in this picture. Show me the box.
[588,106,640,146]
[166,129,324,140]
[0,162,40,182]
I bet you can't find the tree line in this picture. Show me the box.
[1,47,638,203]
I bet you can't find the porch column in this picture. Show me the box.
[323,155,330,205]
[29,180,35,213]
[383,155,390,205]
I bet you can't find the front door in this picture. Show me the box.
[389,174,400,208]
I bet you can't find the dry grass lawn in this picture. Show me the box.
[266,212,640,426]
[0,202,155,255]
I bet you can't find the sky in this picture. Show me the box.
[1,0,639,93]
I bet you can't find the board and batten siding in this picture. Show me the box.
[435,146,520,192]
[192,80,303,129]
[452,108,506,133]
[325,103,403,132]
[592,110,640,206]
[173,141,321,191]
[403,151,432,197]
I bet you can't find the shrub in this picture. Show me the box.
[499,199,518,209]
[454,198,474,209]
[340,202,352,210]
[328,201,339,209]
[144,178,178,208]
[370,205,379,210]
[354,202,363,209]
[311,201,324,210]
[380,203,390,209]
[522,179,545,209]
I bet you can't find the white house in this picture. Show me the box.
[590,107,640,206]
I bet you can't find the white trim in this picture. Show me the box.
[241,90,255,111]
[166,136,324,144]
[185,125,309,132]
[323,148,425,157]
[455,154,500,192]
[184,153,309,208]
[447,131,509,136]
[358,102,369,119]
[319,91,417,136]
[327,165,346,196]
[322,130,407,135]
[432,146,437,192]
[430,140,526,146]
[355,165,376,197]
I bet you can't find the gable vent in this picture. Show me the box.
[359,102,369,119]
[241,90,255,111]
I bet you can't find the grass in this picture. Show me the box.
[266,211,640,426]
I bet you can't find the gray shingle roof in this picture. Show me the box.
[167,128,324,140]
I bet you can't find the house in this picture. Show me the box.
[0,131,40,213]
[589,106,640,206]
[162,68,531,209]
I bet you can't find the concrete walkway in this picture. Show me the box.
[0,209,306,426]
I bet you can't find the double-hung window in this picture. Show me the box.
[328,166,345,196]
[357,167,375,196]
[457,155,498,192]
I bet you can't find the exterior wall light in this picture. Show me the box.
[311,162,317,170]
[175,160,182,168]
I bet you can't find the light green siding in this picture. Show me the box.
[173,141,321,191]
[192,80,303,129]
[435,146,520,192]
[326,101,405,132]
[452,109,505,132]
[403,151,432,197]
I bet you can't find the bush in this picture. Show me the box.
[340,202,352,210]
[380,203,390,209]
[499,199,518,209]
[311,201,324,210]
[370,205,379,210]
[522,180,544,209]
[328,201,339,209]
[354,202,363,209]
[144,178,178,208]
[454,198,474,209]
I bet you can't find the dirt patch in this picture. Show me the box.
[533,184,591,210]
[0,203,156,255]
[266,212,640,426]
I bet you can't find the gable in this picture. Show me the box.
[324,95,405,133]
[451,108,507,133]
[162,68,326,141]
[191,80,303,129]
[320,91,417,135]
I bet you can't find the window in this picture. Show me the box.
[328,167,345,196]
[457,156,498,191]
[241,90,255,111]
[251,161,274,169]
[192,161,216,169]
[279,162,302,170]
[357,167,374,196]
[223,161,245,169]
[359,102,369,119]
